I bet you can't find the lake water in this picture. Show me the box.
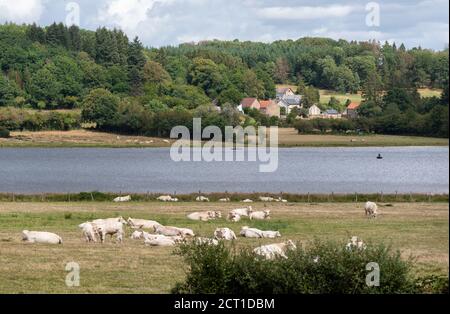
[0,147,448,194]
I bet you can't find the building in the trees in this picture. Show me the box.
[308,104,322,117]
[322,109,342,119]
[345,103,360,119]
[275,87,302,115]
[259,100,281,118]
[239,98,261,111]
[276,87,295,99]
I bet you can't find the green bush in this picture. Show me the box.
[0,127,10,138]
[172,240,420,294]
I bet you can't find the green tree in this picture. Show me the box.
[0,75,21,106]
[127,37,146,96]
[81,88,120,130]
[29,67,61,106]
[143,60,171,84]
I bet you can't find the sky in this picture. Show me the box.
[0,0,448,50]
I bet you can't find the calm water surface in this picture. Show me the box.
[0,147,448,194]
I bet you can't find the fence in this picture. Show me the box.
[0,191,448,203]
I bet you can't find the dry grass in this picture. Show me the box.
[277,128,449,147]
[1,128,447,148]
[0,201,447,294]
[0,130,176,148]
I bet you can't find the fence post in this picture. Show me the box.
[90,192,94,201]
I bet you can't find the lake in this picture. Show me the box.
[0,147,448,194]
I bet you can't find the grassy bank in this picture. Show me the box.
[0,201,447,293]
[0,128,448,148]
[0,192,448,203]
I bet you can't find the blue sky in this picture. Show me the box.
[0,0,448,50]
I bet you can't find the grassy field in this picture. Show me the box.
[0,130,176,148]
[0,128,448,148]
[276,128,448,147]
[0,201,448,294]
[276,85,443,105]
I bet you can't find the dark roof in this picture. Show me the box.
[283,95,302,105]
[240,98,258,108]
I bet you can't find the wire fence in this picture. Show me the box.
[0,191,448,203]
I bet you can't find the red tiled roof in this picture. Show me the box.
[240,98,258,108]
[347,103,360,110]
[259,100,273,109]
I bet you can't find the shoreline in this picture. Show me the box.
[0,129,448,148]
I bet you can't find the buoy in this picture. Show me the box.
[377,154,383,159]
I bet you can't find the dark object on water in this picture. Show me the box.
[377,154,383,159]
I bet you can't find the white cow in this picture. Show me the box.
[240,227,281,239]
[196,196,210,202]
[145,237,176,247]
[78,222,98,242]
[249,210,271,220]
[94,217,127,243]
[130,230,144,239]
[22,230,63,244]
[214,228,237,241]
[177,227,195,237]
[113,195,131,202]
[259,196,275,202]
[219,198,230,202]
[228,213,241,222]
[261,230,282,238]
[365,201,378,218]
[242,199,253,203]
[229,206,253,218]
[157,195,175,202]
[346,236,367,251]
[240,226,263,238]
[154,225,183,237]
[187,211,214,222]
[253,240,297,260]
[127,218,161,230]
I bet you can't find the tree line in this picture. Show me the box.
[0,22,448,138]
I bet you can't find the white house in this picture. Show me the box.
[308,105,321,117]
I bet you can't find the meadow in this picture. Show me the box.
[1,128,448,148]
[0,201,448,294]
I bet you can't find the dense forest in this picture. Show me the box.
[0,22,448,138]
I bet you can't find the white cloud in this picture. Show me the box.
[257,5,356,20]
[97,0,174,31]
[0,0,44,23]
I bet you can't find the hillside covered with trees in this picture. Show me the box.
[0,22,448,138]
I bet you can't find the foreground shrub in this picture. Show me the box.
[172,240,420,294]
[0,127,10,138]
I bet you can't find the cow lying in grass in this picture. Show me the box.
[22,230,63,244]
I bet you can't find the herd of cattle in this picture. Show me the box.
[20,199,378,260]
